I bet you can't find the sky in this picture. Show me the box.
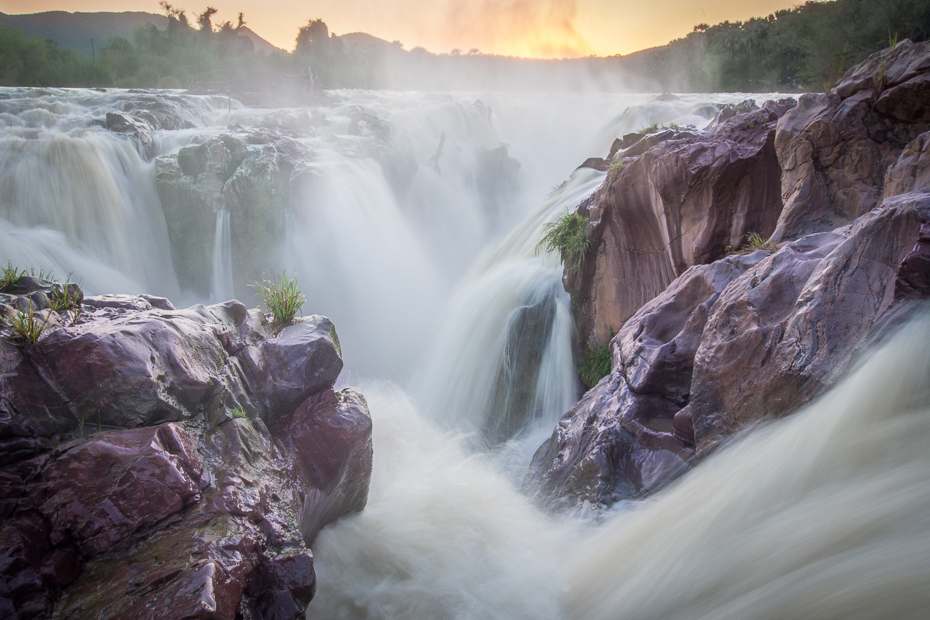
[0,0,803,58]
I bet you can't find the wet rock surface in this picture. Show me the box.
[155,135,293,298]
[773,40,930,242]
[530,44,930,513]
[568,100,792,348]
[0,289,372,619]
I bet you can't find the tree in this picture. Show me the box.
[295,19,330,54]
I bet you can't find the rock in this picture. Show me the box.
[569,105,786,347]
[483,285,559,444]
[773,41,930,243]
[156,135,291,299]
[224,149,289,288]
[525,254,764,509]
[106,112,155,160]
[833,39,930,99]
[884,131,930,199]
[476,145,521,220]
[688,190,926,450]
[269,388,373,544]
[0,290,371,618]
[895,222,930,300]
[874,72,930,122]
[33,424,206,557]
[529,42,930,514]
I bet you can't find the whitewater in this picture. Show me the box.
[0,86,927,619]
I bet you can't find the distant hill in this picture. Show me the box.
[0,11,281,56]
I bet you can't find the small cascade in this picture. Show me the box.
[209,197,234,302]
[412,168,605,445]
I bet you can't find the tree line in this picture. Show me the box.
[1,0,929,93]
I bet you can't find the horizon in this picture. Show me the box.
[0,0,802,59]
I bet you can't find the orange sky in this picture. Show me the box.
[0,0,803,58]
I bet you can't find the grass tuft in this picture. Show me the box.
[48,275,83,313]
[537,211,590,276]
[229,406,247,419]
[726,232,778,255]
[637,123,661,135]
[579,339,612,390]
[608,160,624,182]
[6,303,49,347]
[0,263,25,293]
[250,269,305,325]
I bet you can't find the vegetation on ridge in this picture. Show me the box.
[538,211,590,277]
[1,0,928,91]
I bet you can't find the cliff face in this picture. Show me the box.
[568,99,792,350]
[527,40,930,512]
[0,286,372,619]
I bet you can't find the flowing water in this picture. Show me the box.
[1,86,927,618]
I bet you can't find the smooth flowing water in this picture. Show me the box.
[1,86,926,619]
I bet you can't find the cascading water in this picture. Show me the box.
[210,196,234,302]
[3,85,921,619]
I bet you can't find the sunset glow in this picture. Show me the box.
[1,0,802,58]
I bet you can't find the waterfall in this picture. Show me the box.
[6,85,914,620]
[310,312,930,620]
[209,197,234,302]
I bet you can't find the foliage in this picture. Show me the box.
[538,211,590,276]
[250,269,305,324]
[579,338,612,390]
[0,263,25,293]
[637,123,661,134]
[1,0,928,92]
[48,275,83,313]
[608,160,624,182]
[6,303,49,347]
[726,231,778,255]
[229,406,247,419]
[329,324,342,358]
[622,0,930,92]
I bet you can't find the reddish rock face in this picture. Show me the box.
[271,388,374,544]
[689,191,925,449]
[884,131,930,199]
[528,191,929,511]
[36,425,204,558]
[0,298,342,442]
[569,101,791,348]
[529,44,930,514]
[773,41,930,243]
[526,255,764,508]
[0,292,370,619]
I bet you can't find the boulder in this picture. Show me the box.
[773,40,930,242]
[0,290,371,619]
[0,298,343,439]
[688,190,925,450]
[525,253,765,509]
[884,131,930,199]
[569,104,790,348]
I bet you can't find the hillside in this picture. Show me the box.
[0,10,280,56]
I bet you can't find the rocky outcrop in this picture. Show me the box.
[568,100,793,348]
[155,136,291,298]
[0,287,372,619]
[529,190,928,511]
[526,253,766,509]
[529,44,930,513]
[105,95,199,160]
[773,40,930,242]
